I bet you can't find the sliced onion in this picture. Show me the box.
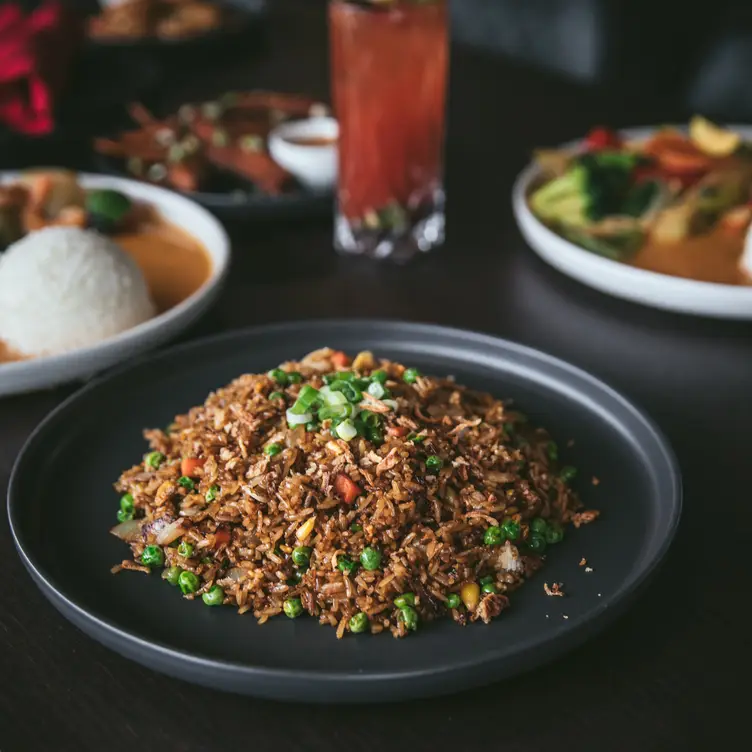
[286,408,311,425]
[367,382,386,399]
[155,519,186,545]
[336,419,357,441]
[110,519,142,542]
[382,399,398,411]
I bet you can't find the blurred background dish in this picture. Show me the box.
[0,171,229,396]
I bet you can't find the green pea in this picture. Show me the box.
[141,545,164,568]
[394,592,416,608]
[408,433,426,443]
[292,546,312,567]
[403,368,420,384]
[202,585,224,606]
[481,582,497,594]
[178,570,200,594]
[117,508,134,523]
[350,523,362,533]
[205,485,220,502]
[425,455,443,472]
[483,526,504,546]
[268,391,285,402]
[544,521,565,544]
[337,555,357,574]
[360,547,382,571]
[560,466,578,483]
[268,368,289,385]
[120,493,134,514]
[527,533,547,554]
[287,372,303,384]
[145,451,164,469]
[177,541,194,558]
[547,441,558,461]
[283,597,303,619]
[446,593,461,609]
[501,518,521,541]
[371,370,388,384]
[479,575,494,585]
[349,612,369,634]
[529,517,548,535]
[399,605,419,631]
[265,443,282,456]
[178,476,195,491]
[163,566,182,586]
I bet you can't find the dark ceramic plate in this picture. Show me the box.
[7,321,681,702]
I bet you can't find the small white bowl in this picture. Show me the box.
[268,117,338,192]
[0,172,230,396]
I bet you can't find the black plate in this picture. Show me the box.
[7,321,681,702]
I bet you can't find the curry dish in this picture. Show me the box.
[528,116,752,285]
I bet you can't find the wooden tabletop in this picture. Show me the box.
[0,2,747,750]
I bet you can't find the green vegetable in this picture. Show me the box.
[145,451,164,469]
[283,597,304,619]
[408,433,426,443]
[403,368,420,384]
[117,508,134,522]
[350,523,362,533]
[481,582,497,594]
[544,521,565,544]
[292,546,312,567]
[268,368,289,385]
[371,370,388,384]
[394,593,416,608]
[205,485,220,502]
[141,545,164,568]
[305,422,319,432]
[177,541,194,558]
[265,443,282,457]
[446,593,461,609]
[360,547,382,571]
[560,466,577,483]
[530,517,548,535]
[622,179,660,217]
[527,534,547,555]
[290,385,319,414]
[329,381,362,403]
[501,518,521,541]
[398,606,419,631]
[349,612,370,634]
[479,575,494,585]
[178,571,200,594]
[120,493,134,514]
[546,441,558,461]
[560,224,644,261]
[337,555,357,574]
[86,189,132,232]
[425,455,443,472]
[202,585,224,606]
[483,526,504,546]
[268,391,285,402]
[178,476,195,491]
[287,372,303,384]
[164,566,182,586]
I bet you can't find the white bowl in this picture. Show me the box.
[512,125,752,319]
[0,172,230,396]
[268,117,338,192]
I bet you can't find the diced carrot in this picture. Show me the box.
[334,473,361,504]
[387,426,408,437]
[331,351,351,369]
[181,457,205,477]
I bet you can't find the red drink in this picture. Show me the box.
[329,0,449,260]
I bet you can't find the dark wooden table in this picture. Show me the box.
[0,2,747,750]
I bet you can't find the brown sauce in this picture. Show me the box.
[0,208,211,364]
[630,227,750,285]
[285,135,336,147]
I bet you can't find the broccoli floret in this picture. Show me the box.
[529,165,589,227]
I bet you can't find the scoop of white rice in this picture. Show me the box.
[0,226,156,357]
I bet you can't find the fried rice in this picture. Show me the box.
[110,348,597,638]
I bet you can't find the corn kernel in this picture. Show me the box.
[460,582,480,611]
[296,516,316,541]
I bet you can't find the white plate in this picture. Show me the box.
[512,125,752,319]
[0,173,230,396]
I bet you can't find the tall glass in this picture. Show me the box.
[329,0,449,261]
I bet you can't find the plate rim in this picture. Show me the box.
[6,319,683,699]
[512,124,752,317]
[0,171,231,390]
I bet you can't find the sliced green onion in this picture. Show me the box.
[367,382,386,399]
[360,411,381,428]
[292,384,319,410]
[370,370,388,384]
[286,408,312,425]
[268,391,285,402]
[382,399,398,411]
[336,419,358,441]
[329,381,362,403]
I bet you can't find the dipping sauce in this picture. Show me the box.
[284,135,337,147]
[630,227,749,285]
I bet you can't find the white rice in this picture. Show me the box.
[0,226,156,357]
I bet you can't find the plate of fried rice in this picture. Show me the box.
[8,321,681,702]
